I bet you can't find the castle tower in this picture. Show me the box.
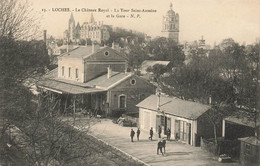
[68,13,75,41]
[162,3,179,43]
[89,13,95,24]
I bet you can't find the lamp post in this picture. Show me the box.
[156,88,165,134]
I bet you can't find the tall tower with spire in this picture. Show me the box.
[68,13,75,41]
[162,3,179,43]
[89,13,95,24]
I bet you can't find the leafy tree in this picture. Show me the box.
[162,38,259,140]
[127,43,149,73]
[56,39,63,47]
[79,39,86,46]
[146,37,185,67]
[146,64,168,82]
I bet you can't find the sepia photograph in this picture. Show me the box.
[0,0,260,165]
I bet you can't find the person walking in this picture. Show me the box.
[157,139,164,155]
[149,127,153,140]
[167,128,171,141]
[130,129,135,142]
[158,125,162,138]
[137,128,140,141]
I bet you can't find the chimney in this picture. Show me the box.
[156,88,161,111]
[112,42,115,49]
[43,30,47,46]
[112,42,120,51]
[92,43,100,54]
[209,96,212,105]
[107,66,111,79]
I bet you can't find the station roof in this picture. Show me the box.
[136,95,211,120]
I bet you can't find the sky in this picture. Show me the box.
[28,0,260,46]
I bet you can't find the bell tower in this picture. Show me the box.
[162,3,179,43]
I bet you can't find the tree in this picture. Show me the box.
[0,0,41,40]
[0,0,48,163]
[162,39,259,141]
[146,64,168,83]
[56,39,63,47]
[146,37,185,67]
[79,39,86,46]
[128,43,149,73]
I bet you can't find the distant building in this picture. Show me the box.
[80,13,110,44]
[37,45,155,116]
[161,3,179,43]
[63,13,110,44]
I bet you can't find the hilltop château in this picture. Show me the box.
[64,13,110,44]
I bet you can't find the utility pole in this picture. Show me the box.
[257,40,260,140]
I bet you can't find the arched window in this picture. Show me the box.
[118,94,126,109]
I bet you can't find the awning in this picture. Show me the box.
[37,79,106,94]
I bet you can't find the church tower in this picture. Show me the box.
[68,13,75,41]
[162,3,179,43]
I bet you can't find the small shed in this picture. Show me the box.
[238,137,260,166]
[137,95,214,146]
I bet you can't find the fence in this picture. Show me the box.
[201,137,240,159]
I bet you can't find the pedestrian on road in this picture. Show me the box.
[137,128,140,141]
[157,139,164,155]
[167,128,171,141]
[149,127,153,140]
[130,129,135,142]
[158,125,162,138]
[162,138,166,154]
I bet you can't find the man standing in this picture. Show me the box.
[167,128,171,141]
[158,125,162,138]
[130,129,135,142]
[149,127,153,140]
[137,128,140,141]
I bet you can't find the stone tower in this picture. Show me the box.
[162,3,179,43]
[68,13,75,41]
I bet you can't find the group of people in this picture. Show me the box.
[130,126,171,156]
[130,128,140,142]
[149,126,171,141]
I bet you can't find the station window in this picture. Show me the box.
[119,94,126,109]
[104,51,109,56]
[62,66,64,76]
[130,79,136,85]
[75,68,78,79]
[68,67,71,77]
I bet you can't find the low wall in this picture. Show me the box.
[201,137,218,155]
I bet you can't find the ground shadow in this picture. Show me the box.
[163,151,192,156]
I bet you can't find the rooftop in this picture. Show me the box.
[224,116,256,128]
[136,95,211,120]
[37,68,133,93]
[238,137,260,145]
